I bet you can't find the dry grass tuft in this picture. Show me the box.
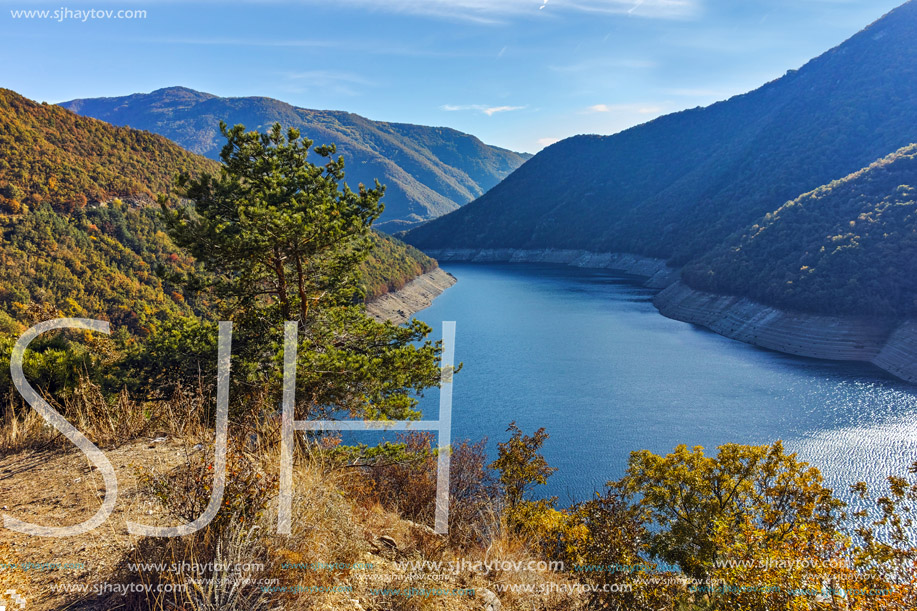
[1,378,212,455]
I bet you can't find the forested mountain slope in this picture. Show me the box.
[0,87,214,212]
[0,89,438,339]
[683,144,917,317]
[404,1,917,268]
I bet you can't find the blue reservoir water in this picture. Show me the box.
[410,263,917,505]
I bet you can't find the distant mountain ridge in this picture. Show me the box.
[404,0,917,276]
[60,87,531,231]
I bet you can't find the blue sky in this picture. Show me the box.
[0,0,906,153]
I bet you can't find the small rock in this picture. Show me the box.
[480,588,501,611]
[378,535,398,550]
[403,519,438,536]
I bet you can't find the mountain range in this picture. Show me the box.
[403,0,917,318]
[60,87,531,231]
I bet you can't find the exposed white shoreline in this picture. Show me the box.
[366,267,457,324]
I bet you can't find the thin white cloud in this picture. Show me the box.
[441,104,526,116]
[537,137,561,147]
[441,104,485,111]
[552,0,695,18]
[50,0,697,22]
[585,103,663,114]
[135,36,481,59]
[483,105,525,116]
[285,70,375,86]
[663,87,723,97]
[281,70,376,96]
[315,0,697,22]
[549,57,657,72]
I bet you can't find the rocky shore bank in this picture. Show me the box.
[366,267,457,324]
[654,281,917,383]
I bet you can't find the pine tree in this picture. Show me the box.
[161,122,442,420]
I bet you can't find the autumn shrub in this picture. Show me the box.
[606,445,917,611]
[120,438,280,610]
[845,461,917,610]
[350,432,500,549]
[614,441,844,581]
[487,422,561,545]
[139,440,277,536]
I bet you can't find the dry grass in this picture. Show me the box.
[327,432,502,551]
[1,379,211,455]
[0,542,33,610]
[0,401,52,453]
[105,429,585,611]
[116,520,280,611]
[2,388,585,611]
